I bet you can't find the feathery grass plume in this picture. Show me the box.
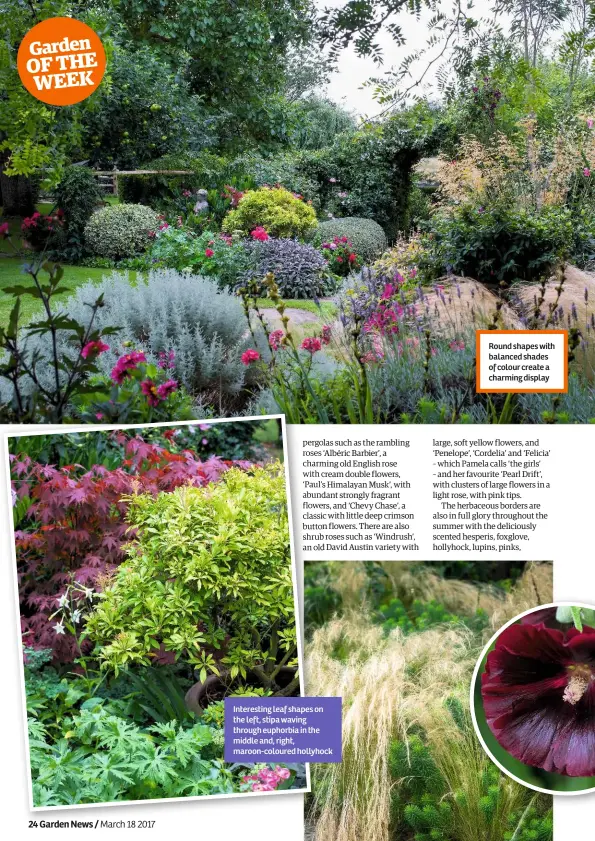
[305,562,553,841]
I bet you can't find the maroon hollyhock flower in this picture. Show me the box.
[482,622,595,777]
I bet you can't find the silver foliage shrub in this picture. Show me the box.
[65,270,251,403]
[0,270,252,411]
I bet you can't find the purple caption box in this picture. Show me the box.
[224,697,342,764]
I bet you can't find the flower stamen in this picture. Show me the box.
[563,664,591,705]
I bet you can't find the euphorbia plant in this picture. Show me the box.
[85,464,299,695]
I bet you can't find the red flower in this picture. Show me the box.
[140,379,161,407]
[269,330,284,351]
[241,349,260,365]
[0,222,10,238]
[348,253,357,263]
[81,340,109,359]
[251,226,269,242]
[321,325,332,345]
[205,248,215,258]
[336,256,343,263]
[481,621,595,776]
[301,337,322,354]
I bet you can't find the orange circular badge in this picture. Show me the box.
[17,17,106,106]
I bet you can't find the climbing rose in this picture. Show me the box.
[241,349,260,365]
[301,337,322,354]
[81,340,109,359]
[482,621,595,776]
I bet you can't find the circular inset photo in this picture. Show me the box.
[471,602,595,795]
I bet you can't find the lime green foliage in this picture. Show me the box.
[314,217,387,263]
[389,703,552,841]
[376,598,488,636]
[84,204,160,260]
[222,187,317,238]
[86,465,298,692]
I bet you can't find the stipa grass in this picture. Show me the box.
[305,562,553,841]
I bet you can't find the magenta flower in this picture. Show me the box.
[269,329,284,351]
[81,340,109,359]
[587,118,594,129]
[241,349,260,365]
[158,349,176,370]
[251,226,269,242]
[156,379,178,400]
[110,350,146,384]
[301,337,322,354]
[584,167,591,178]
[482,622,595,776]
[321,325,332,345]
[0,222,10,238]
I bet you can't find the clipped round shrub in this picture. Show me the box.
[53,166,103,261]
[222,187,317,239]
[84,203,159,259]
[242,238,336,299]
[314,217,387,263]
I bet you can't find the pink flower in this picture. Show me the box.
[588,118,594,129]
[329,177,337,183]
[81,339,109,359]
[269,329,284,351]
[95,413,104,421]
[158,349,176,370]
[0,222,9,238]
[301,337,322,354]
[584,167,591,177]
[110,350,146,384]
[159,221,169,231]
[182,189,192,197]
[241,349,260,365]
[274,766,291,780]
[140,379,161,407]
[205,248,214,258]
[156,379,178,399]
[449,339,465,351]
[251,226,269,242]
[321,325,332,345]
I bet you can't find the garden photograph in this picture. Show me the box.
[303,559,554,841]
[474,601,595,794]
[4,1,595,424]
[7,419,306,807]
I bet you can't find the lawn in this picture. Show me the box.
[0,257,137,327]
[0,255,336,329]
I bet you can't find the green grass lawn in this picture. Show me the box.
[0,258,136,327]
[0,257,336,330]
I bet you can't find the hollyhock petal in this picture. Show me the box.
[482,623,595,775]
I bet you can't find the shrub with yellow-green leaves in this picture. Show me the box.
[222,186,317,239]
[85,464,298,694]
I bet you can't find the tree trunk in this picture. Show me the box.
[0,150,38,216]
